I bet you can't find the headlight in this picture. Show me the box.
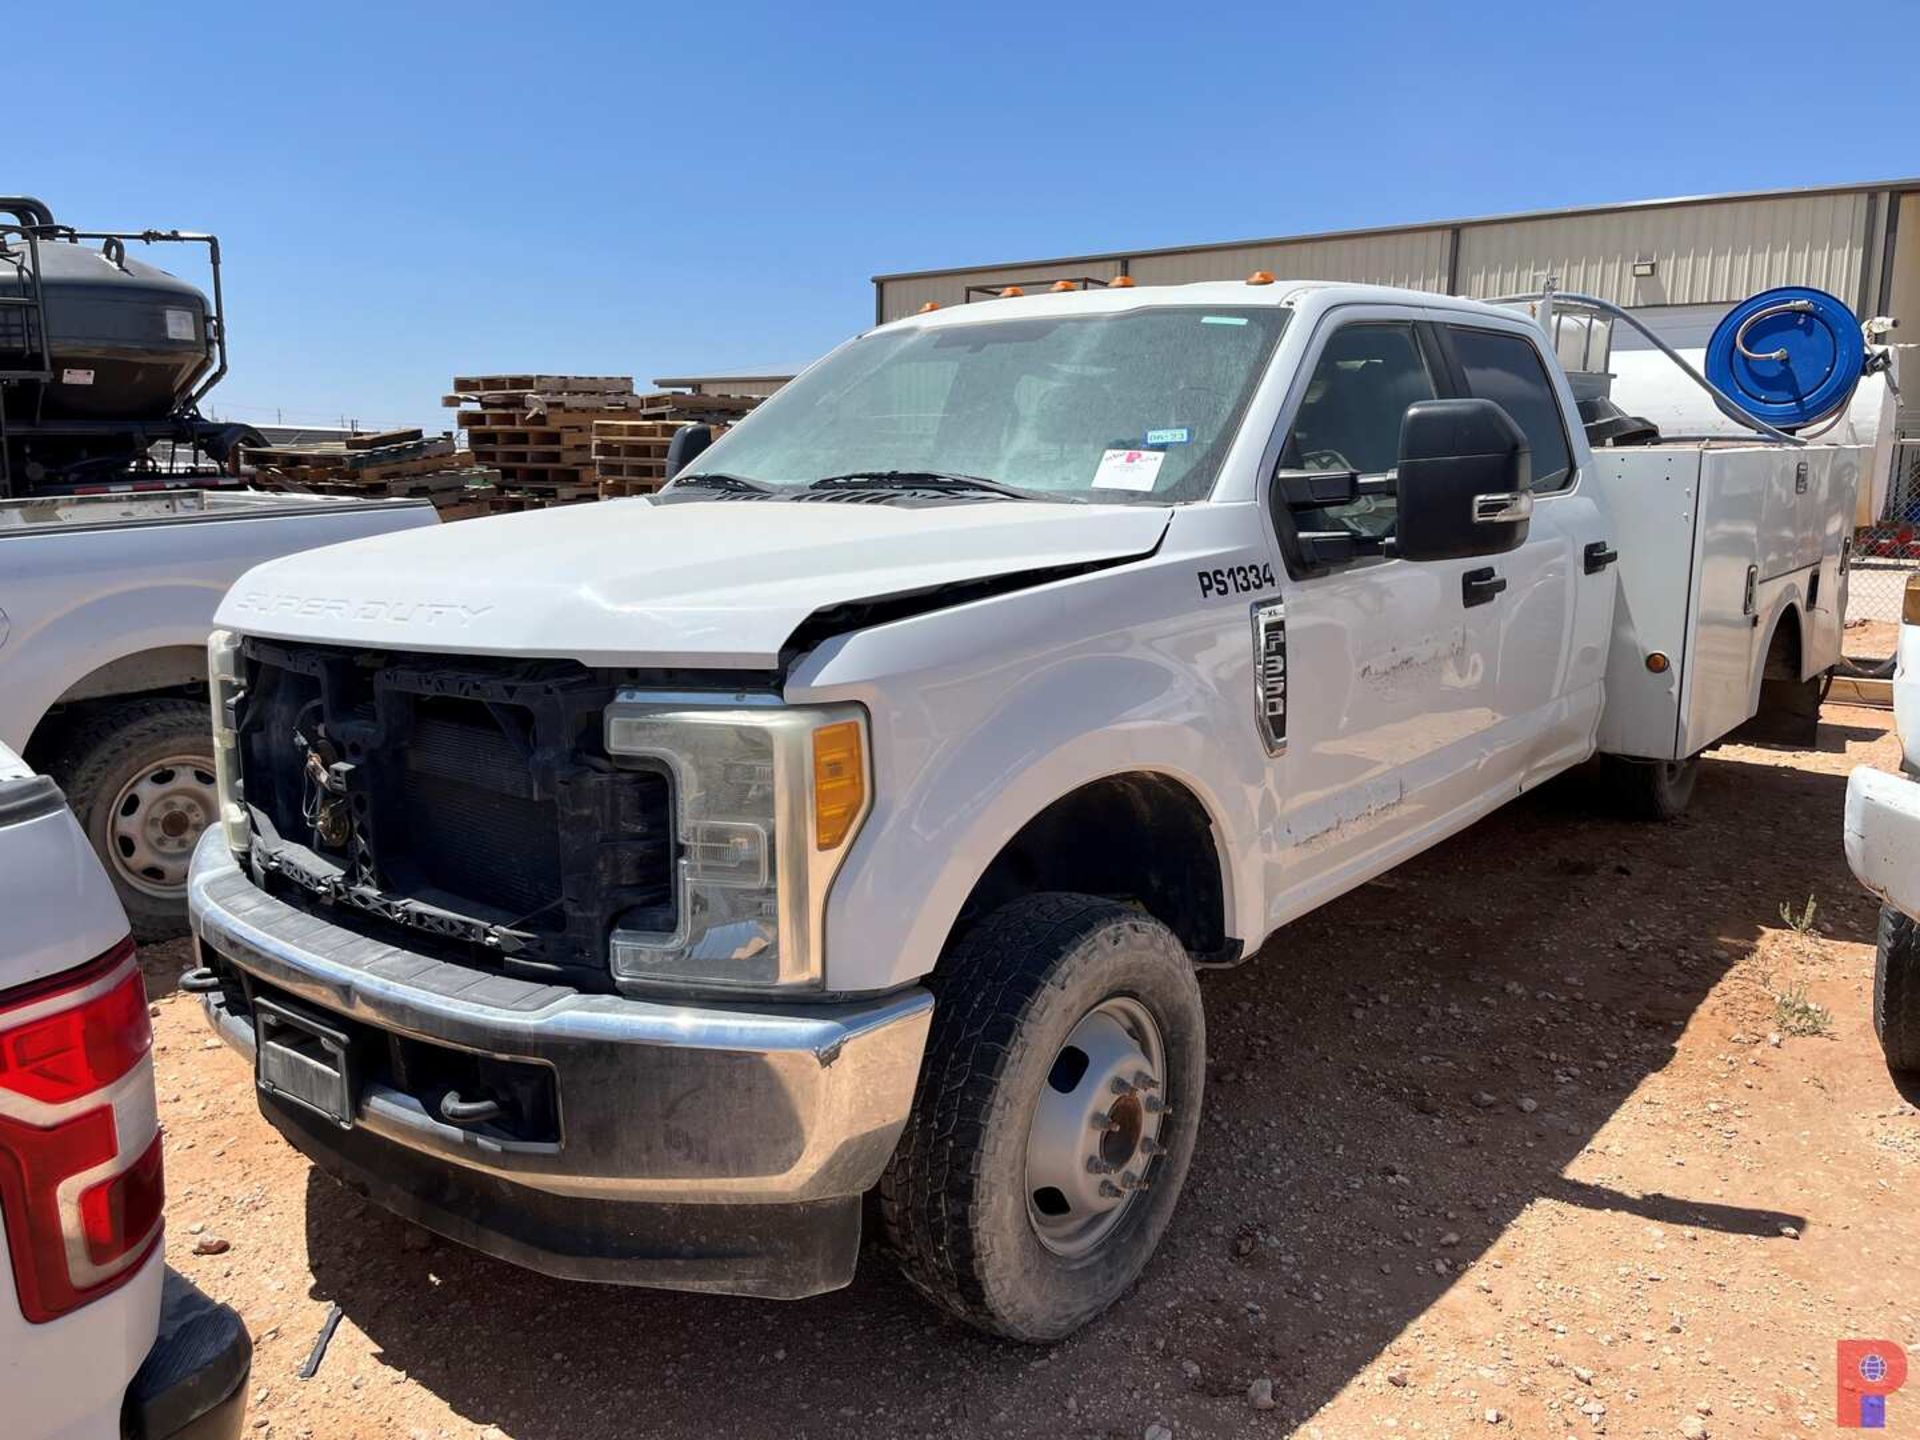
[604,696,870,993]
[205,629,251,860]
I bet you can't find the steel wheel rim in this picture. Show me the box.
[107,753,217,898]
[1025,996,1167,1258]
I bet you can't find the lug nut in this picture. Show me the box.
[1139,1136,1163,1158]
[1098,1179,1123,1199]
[1085,1156,1114,1175]
[1120,1170,1149,1193]
[1110,1076,1136,1096]
[1143,1095,1167,1114]
[1133,1071,1161,1091]
[1089,1110,1121,1133]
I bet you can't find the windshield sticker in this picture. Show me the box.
[1146,427,1190,446]
[1201,315,1251,326]
[1092,448,1166,492]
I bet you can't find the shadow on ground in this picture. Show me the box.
[294,734,1878,1439]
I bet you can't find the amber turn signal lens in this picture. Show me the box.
[812,721,866,851]
[1246,270,1275,285]
[1645,651,1671,674]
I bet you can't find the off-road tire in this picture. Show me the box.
[50,697,215,942]
[1874,905,1920,1075]
[878,892,1205,1342]
[1604,755,1700,822]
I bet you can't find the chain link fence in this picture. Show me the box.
[1847,426,1920,672]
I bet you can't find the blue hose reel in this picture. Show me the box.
[1704,286,1867,431]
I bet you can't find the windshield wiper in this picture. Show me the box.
[666,472,777,495]
[808,470,1069,502]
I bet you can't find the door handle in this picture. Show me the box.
[1462,567,1506,608]
[1583,540,1619,574]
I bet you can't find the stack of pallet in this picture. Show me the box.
[244,429,501,516]
[448,375,773,503]
[446,375,653,505]
[591,419,736,498]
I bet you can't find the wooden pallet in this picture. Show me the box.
[244,435,457,474]
[592,419,682,441]
[450,374,633,396]
[252,463,499,502]
[345,427,424,451]
[594,458,667,481]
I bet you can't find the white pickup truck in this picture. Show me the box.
[0,489,436,938]
[186,279,1884,1341]
[2,739,252,1440]
[1844,574,1920,1075]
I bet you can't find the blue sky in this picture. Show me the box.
[13,2,1917,431]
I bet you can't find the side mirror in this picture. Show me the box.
[1392,399,1532,562]
[664,423,713,480]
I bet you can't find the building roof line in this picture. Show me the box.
[870,175,1920,284]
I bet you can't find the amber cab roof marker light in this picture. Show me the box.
[1246,270,1275,286]
[999,285,1025,298]
[917,301,940,313]
[1109,274,1137,288]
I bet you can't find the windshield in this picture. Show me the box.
[682,306,1288,503]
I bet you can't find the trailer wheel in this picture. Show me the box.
[878,893,1205,1342]
[1874,905,1920,1076]
[51,698,216,942]
[1604,755,1700,822]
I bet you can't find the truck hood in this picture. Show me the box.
[215,496,1171,668]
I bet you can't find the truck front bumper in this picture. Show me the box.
[186,833,933,1299]
[1845,765,1920,922]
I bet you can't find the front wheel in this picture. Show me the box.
[50,698,218,941]
[879,893,1205,1342]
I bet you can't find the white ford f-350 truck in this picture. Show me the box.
[185,279,1885,1341]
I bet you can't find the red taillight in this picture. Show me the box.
[0,937,163,1323]
[0,966,151,1105]
[81,1131,165,1267]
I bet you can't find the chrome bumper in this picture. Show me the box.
[1845,765,1920,922]
[186,832,933,1207]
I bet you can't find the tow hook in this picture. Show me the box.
[179,966,224,994]
[438,1091,504,1126]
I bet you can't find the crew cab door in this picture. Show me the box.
[1255,305,1584,926]
[1434,318,1611,783]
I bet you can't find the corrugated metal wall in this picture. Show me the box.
[1126,229,1449,292]
[1454,191,1871,307]
[879,261,1127,321]
[875,186,1897,324]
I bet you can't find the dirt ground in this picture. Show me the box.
[141,704,1919,1440]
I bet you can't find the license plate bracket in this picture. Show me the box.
[254,996,358,1129]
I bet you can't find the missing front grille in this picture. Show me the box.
[233,640,678,990]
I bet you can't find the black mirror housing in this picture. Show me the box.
[1392,398,1532,562]
[664,423,714,480]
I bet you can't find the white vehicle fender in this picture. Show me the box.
[788,514,1276,993]
[0,581,224,752]
[1747,575,1813,712]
